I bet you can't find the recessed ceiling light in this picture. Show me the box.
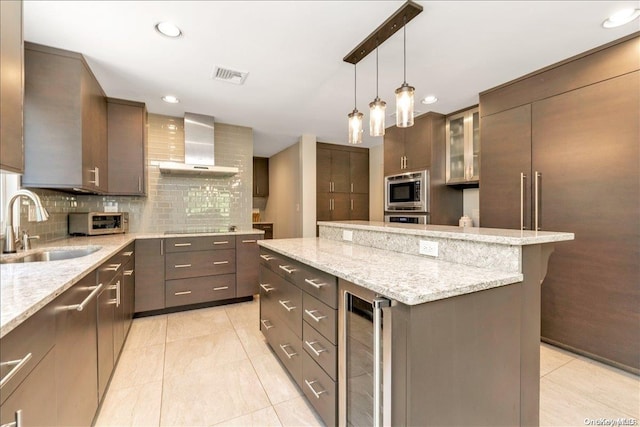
[155,22,182,38]
[162,95,179,104]
[602,8,640,28]
[421,95,438,105]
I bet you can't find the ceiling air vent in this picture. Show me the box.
[211,66,249,85]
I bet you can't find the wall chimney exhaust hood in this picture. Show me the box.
[158,113,239,176]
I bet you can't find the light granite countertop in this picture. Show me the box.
[259,238,524,306]
[0,229,263,339]
[319,220,575,245]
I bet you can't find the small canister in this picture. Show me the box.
[459,215,473,227]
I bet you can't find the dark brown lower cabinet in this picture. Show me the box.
[135,239,165,312]
[236,234,262,297]
[97,277,116,401]
[55,273,99,426]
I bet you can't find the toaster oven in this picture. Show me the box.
[68,212,129,236]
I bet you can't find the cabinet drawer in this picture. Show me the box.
[259,266,302,338]
[98,252,124,285]
[119,243,135,267]
[293,265,337,309]
[302,321,337,381]
[303,293,337,345]
[302,351,337,426]
[165,274,236,307]
[0,304,55,405]
[166,249,236,280]
[165,236,235,253]
[265,315,303,389]
[259,248,294,281]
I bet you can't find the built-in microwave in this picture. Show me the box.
[68,212,129,236]
[384,169,429,212]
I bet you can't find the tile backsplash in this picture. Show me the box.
[19,113,253,242]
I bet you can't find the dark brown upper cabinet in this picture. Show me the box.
[22,42,107,194]
[253,156,269,197]
[383,112,439,176]
[0,0,24,173]
[107,98,147,196]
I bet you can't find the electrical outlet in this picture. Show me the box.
[343,230,353,241]
[419,240,439,257]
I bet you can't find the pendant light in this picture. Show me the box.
[369,40,386,137]
[395,15,415,128]
[348,63,364,144]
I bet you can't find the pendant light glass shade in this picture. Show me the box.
[348,109,364,144]
[395,15,415,128]
[369,98,386,136]
[395,83,415,128]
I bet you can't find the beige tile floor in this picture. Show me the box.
[95,298,640,427]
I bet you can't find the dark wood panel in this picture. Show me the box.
[253,156,269,197]
[134,239,165,312]
[316,147,332,193]
[383,124,405,176]
[97,283,115,401]
[350,150,369,194]
[0,0,24,173]
[165,235,235,252]
[301,351,337,426]
[108,99,146,195]
[331,149,350,193]
[481,35,640,117]
[83,62,108,192]
[332,193,351,221]
[404,112,435,171]
[317,192,332,221]
[303,293,337,344]
[236,234,262,297]
[165,274,237,307]
[165,249,236,280]
[534,72,640,370]
[55,274,99,426]
[350,193,369,221]
[479,104,532,230]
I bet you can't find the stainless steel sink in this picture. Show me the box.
[0,246,102,264]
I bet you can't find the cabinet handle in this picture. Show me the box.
[174,243,192,247]
[260,319,274,330]
[174,264,192,268]
[278,265,296,274]
[160,240,164,255]
[304,309,327,322]
[242,239,257,243]
[520,173,527,230]
[351,183,354,193]
[116,280,121,307]
[213,286,229,291]
[213,241,229,245]
[213,261,229,265]
[259,283,275,293]
[373,298,391,427]
[351,199,354,211]
[174,291,192,296]
[304,278,327,289]
[534,171,541,231]
[329,199,332,211]
[138,176,142,192]
[256,185,260,195]
[279,344,297,359]
[0,354,32,390]
[304,379,327,399]
[89,167,100,187]
[104,263,121,272]
[400,157,403,170]
[260,254,275,261]
[122,251,133,257]
[262,226,271,230]
[0,409,22,427]
[278,300,296,312]
[124,269,134,276]
[304,340,328,357]
[66,284,104,312]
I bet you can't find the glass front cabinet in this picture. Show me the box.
[445,106,479,185]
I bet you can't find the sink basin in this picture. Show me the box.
[0,246,102,264]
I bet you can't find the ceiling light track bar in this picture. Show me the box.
[343,0,423,65]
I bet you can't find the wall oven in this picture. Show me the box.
[339,280,393,427]
[385,169,429,212]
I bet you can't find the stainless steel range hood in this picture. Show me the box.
[158,113,239,176]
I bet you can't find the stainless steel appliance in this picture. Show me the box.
[68,212,129,236]
[385,169,429,212]
[384,213,429,224]
[339,280,393,427]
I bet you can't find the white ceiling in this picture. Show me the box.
[23,1,640,157]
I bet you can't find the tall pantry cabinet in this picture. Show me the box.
[479,34,639,373]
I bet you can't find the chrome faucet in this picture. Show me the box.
[3,190,49,253]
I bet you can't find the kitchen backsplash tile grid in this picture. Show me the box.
[19,114,253,241]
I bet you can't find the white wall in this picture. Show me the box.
[369,144,384,221]
[264,142,302,239]
[299,134,317,237]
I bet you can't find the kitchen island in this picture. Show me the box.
[258,221,573,426]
